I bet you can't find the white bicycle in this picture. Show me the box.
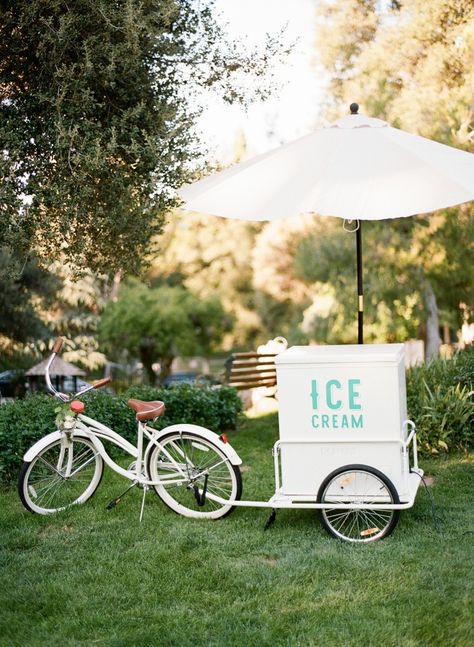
[18,338,243,520]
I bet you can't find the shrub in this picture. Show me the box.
[0,384,242,485]
[0,395,56,485]
[122,384,243,435]
[406,349,474,454]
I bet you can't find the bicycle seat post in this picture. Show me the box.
[135,420,145,480]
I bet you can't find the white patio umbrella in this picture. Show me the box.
[179,104,474,342]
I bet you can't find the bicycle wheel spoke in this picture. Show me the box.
[37,456,64,478]
[20,438,103,514]
[149,431,241,519]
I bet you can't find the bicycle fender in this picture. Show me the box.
[23,429,93,462]
[145,423,243,466]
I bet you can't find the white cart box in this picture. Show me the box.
[275,344,411,499]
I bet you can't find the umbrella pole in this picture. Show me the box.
[356,221,363,344]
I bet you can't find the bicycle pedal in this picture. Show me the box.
[106,482,138,510]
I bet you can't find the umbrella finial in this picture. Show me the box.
[350,102,359,114]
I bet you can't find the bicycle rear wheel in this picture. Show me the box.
[19,436,104,514]
[147,431,242,519]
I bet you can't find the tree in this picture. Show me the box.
[99,281,228,383]
[317,0,378,107]
[294,218,424,344]
[0,250,60,363]
[45,265,109,371]
[150,211,316,348]
[0,0,283,276]
[149,210,264,347]
[316,0,474,355]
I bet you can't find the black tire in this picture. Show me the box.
[317,464,400,543]
[18,437,104,514]
[147,431,242,519]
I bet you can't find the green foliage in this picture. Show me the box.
[0,250,60,344]
[0,395,56,485]
[150,211,266,347]
[318,0,474,146]
[0,384,242,484]
[315,0,474,349]
[99,280,229,383]
[0,0,282,276]
[317,0,379,103]
[294,219,426,344]
[407,350,474,453]
[153,212,319,348]
[214,385,245,430]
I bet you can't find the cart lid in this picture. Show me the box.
[275,343,405,366]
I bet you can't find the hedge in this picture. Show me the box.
[1,350,473,484]
[406,349,474,454]
[0,384,242,485]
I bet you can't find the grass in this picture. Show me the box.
[1,412,473,647]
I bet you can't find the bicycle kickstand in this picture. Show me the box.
[139,484,149,523]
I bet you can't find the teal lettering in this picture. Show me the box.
[348,379,361,410]
[341,414,349,428]
[332,414,339,428]
[351,414,363,429]
[321,414,330,428]
[310,380,319,409]
[326,379,342,410]
[312,414,319,428]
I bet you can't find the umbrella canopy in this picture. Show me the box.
[178,105,474,344]
[179,110,474,221]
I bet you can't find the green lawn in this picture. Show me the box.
[1,413,473,647]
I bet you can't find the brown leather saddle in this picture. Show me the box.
[127,399,165,422]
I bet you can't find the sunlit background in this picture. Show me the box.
[197,0,326,161]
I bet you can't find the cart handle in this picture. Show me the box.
[403,419,416,443]
[402,420,418,471]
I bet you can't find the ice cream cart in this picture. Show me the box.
[214,343,423,543]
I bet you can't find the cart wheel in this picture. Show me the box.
[317,464,400,543]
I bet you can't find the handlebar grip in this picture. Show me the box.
[52,337,64,354]
[92,377,112,389]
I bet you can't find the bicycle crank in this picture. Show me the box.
[106,481,138,509]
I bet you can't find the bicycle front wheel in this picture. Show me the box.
[18,436,104,514]
[147,431,242,519]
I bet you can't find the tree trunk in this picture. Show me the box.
[139,342,156,385]
[158,356,174,385]
[422,278,441,359]
[109,270,122,302]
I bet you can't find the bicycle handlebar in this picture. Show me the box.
[92,377,112,389]
[52,337,64,354]
[45,338,112,401]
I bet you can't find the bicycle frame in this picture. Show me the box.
[39,338,229,489]
[65,415,199,488]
